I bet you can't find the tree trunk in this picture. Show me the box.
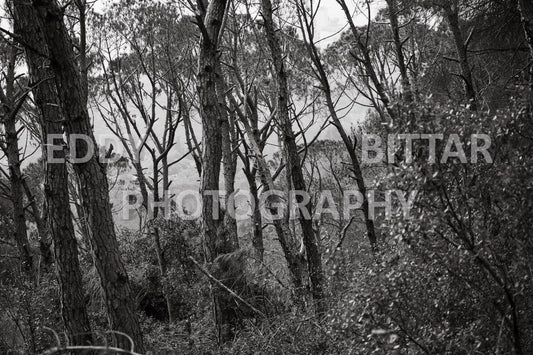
[386,0,412,104]
[227,89,306,306]
[4,109,34,276]
[29,0,144,351]
[1,46,34,276]
[518,0,533,103]
[218,73,239,250]
[13,1,93,346]
[246,171,264,262]
[22,178,52,266]
[260,0,326,314]
[151,156,173,323]
[297,2,377,249]
[337,0,397,122]
[196,0,240,343]
[443,1,477,110]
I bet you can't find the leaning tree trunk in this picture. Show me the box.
[13,1,93,346]
[297,2,377,249]
[28,0,144,351]
[260,0,326,314]
[336,0,397,122]
[230,93,306,304]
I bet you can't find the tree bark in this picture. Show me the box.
[13,1,93,346]
[22,178,52,265]
[196,0,240,343]
[517,0,533,102]
[246,108,264,262]
[0,45,34,276]
[260,0,326,314]
[151,153,173,323]
[4,103,34,276]
[386,0,412,103]
[246,169,264,262]
[218,71,239,250]
[28,0,145,351]
[443,1,477,110]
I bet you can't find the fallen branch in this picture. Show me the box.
[188,256,266,318]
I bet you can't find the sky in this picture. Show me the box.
[313,0,385,46]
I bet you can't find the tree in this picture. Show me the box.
[260,0,326,313]
[92,2,197,322]
[336,0,398,122]
[195,0,241,343]
[26,0,144,351]
[12,1,94,347]
[440,0,477,110]
[386,0,413,104]
[518,0,533,103]
[295,0,377,249]
[0,41,34,276]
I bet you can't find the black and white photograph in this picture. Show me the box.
[0,0,532,353]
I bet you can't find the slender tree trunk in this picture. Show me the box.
[518,0,533,103]
[227,89,306,306]
[386,0,412,103]
[297,3,377,249]
[242,120,306,304]
[13,2,93,346]
[151,156,173,323]
[247,108,264,262]
[182,98,202,176]
[246,171,264,262]
[337,0,397,122]
[260,0,326,314]
[325,98,376,247]
[22,179,52,265]
[218,74,239,250]
[443,1,477,110]
[133,161,150,211]
[75,0,88,105]
[4,106,34,275]
[1,46,34,276]
[29,0,144,351]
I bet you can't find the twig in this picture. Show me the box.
[326,216,355,265]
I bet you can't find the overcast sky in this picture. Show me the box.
[313,0,384,45]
